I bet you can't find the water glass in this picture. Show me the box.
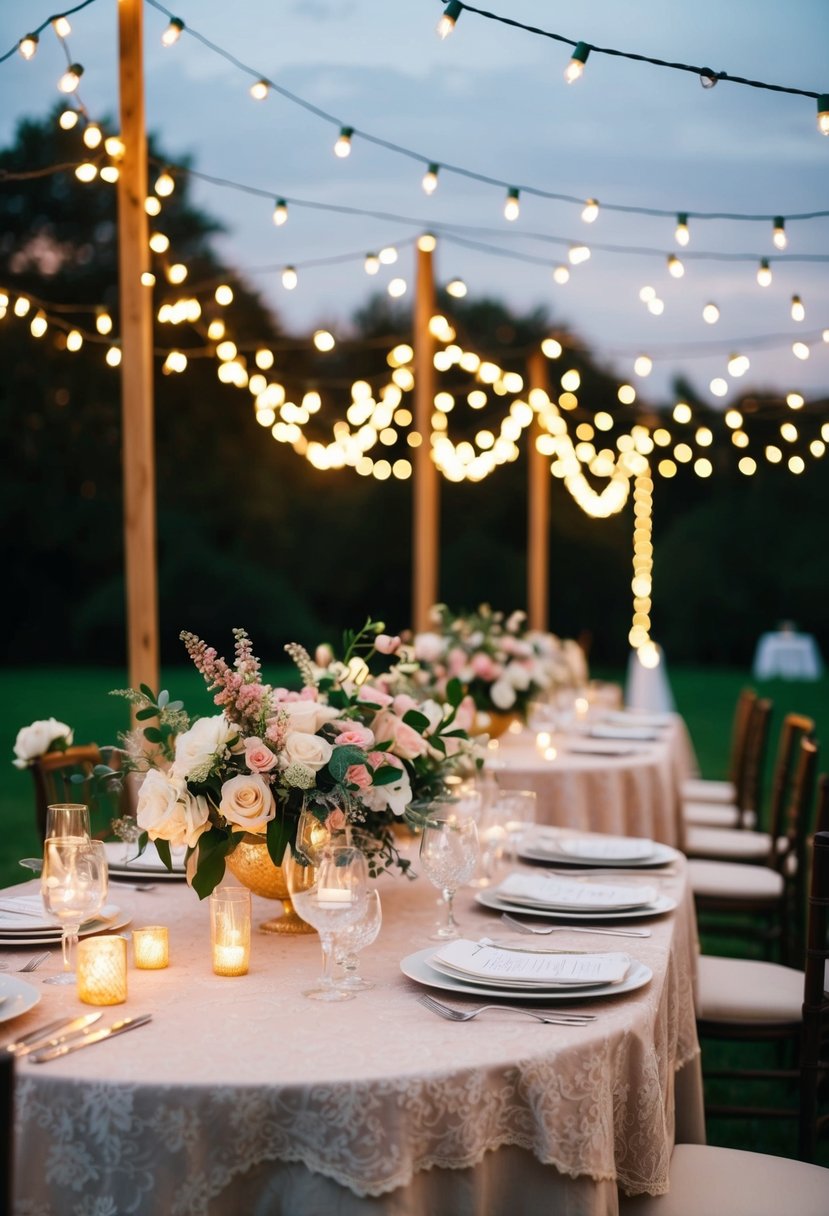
[495,789,537,861]
[45,803,90,840]
[334,890,382,991]
[419,809,478,940]
[290,846,368,1001]
[41,837,108,985]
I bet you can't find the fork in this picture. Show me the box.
[416,993,595,1025]
[500,913,651,939]
[18,951,51,973]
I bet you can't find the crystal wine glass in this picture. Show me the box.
[333,890,382,991]
[419,808,479,940]
[45,803,90,840]
[41,838,108,986]
[495,789,537,862]
[290,846,368,1002]
[295,806,351,865]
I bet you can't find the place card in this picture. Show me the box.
[497,872,657,911]
[433,939,630,986]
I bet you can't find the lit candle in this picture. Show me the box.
[210,886,251,977]
[133,926,169,970]
[543,746,558,761]
[536,731,551,750]
[575,697,589,718]
[317,888,352,909]
[77,935,127,1005]
[213,943,247,975]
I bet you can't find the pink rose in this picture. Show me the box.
[345,763,372,791]
[392,694,419,717]
[334,725,375,749]
[369,750,402,770]
[326,808,347,831]
[243,737,279,773]
[372,709,428,761]
[375,633,401,655]
[471,653,500,681]
[448,647,468,677]
[454,695,477,732]
[358,684,393,707]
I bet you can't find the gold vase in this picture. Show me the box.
[225,835,316,935]
[476,710,523,739]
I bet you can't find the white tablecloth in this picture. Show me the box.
[752,631,824,680]
[8,849,702,1216]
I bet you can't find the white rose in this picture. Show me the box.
[413,632,445,664]
[281,730,333,773]
[490,679,517,710]
[137,769,209,848]
[12,718,74,768]
[276,701,340,735]
[504,662,531,691]
[171,715,237,781]
[219,773,275,835]
[362,770,412,818]
[418,699,445,734]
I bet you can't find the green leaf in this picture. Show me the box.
[157,689,170,708]
[92,764,116,776]
[372,765,403,786]
[266,817,292,868]
[139,683,156,702]
[142,726,164,743]
[68,773,86,785]
[189,829,230,899]
[402,709,430,732]
[446,678,464,708]
[372,739,392,752]
[155,838,173,870]
[167,700,184,712]
[135,706,158,721]
[328,744,367,781]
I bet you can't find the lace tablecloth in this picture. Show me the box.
[490,716,697,847]
[9,849,701,1216]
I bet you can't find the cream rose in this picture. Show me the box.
[171,715,237,782]
[490,678,517,710]
[414,631,445,664]
[12,718,74,769]
[219,773,275,835]
[282,731,333,773]
[276,701,340,735]
[137,769,210,848]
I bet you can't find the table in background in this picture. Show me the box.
[752,631,824,680]
[8,849,702,1216]
[490,716,696,848]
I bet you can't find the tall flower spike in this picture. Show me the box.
[284,642,317,688]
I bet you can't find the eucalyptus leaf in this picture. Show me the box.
[402,709,430,732]
[328,744,367,781]
[135,706,158,721]
[139,683,156,702]
[157,689,170,708]
[446,678,464,708]
[142,726,164,744]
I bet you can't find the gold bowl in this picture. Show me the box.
[225,835,316,935]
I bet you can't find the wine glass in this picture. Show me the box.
[333,890,382,991]
[495,789,537,862]
[45,803,90,840]
[419,808,479,940]
[41,838,108,985]
[290,846,368,1002]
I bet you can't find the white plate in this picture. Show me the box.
[475,888,677,921]
[104,842,186,874]
[402,946,652,1002]
[0,901,124,936]
[0,973,41,1023]
[519,840,679,870]
[427,956,629,992]
[108,867,185,883]
[0,906,132,947]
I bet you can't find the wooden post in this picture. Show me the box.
[527,349,550,631]
[412,239,439,631]
[117,0,159,691]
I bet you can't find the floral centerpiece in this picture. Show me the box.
[117,620,475,897]
[411,604,587,718]
[12,718,74,769]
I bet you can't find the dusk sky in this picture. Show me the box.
[1,0,827,404]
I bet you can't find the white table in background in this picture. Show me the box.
[752,631,824,680]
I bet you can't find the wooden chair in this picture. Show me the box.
[0,1048,12,1216]
[685,712,813,861]
[682,687,757,807]
[688,735,819,963]
[30,744,127,842]
[683,696,771,831]
[619,831,829,1215]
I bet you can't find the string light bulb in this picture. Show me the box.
[437,1,462,39]
[281,266,298,290]
[565,41,590,84]
[65,329,83,352]
[757,258,772,286]
[422,163,439,194]
[59,109,79,130]
[446,278,467,298]
[162,18,184,46]
[727,354,750,377]
[106,346,122,367]
[791,295,805,322]
[58,64,84,93]
[504,188,520,221]
[379,246,398,264]
[364,253,380,275]
[154,169,175,196]
[553,265,570,284]
[667,254,684,278]
[817,95,829,135]
[272,198,288,226]
[334,126,353,157]
[568,244,590,265]
[702,303,720,324]
[30,311,48,339]
[674,213,689,246]
[75,162,97,183]
[18,34,38,60]
[581,198,599,223]
[313,330,335,352]
[792,341,810,360]
[215,284,234,306]
[52,16,72,38]
[250,79,269,101]
[83,123,103,150]
[772,217,787,250]
[96,309,113,336]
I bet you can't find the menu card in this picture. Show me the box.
[0,895,49,927]
[557,835,656,861]
[433,938,631,985]
[497,872,657,910]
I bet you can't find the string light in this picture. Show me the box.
[791,294,805,321]
[446,278,467,298]
[313,329,335,352]
[792,341,810,360]
[334,127,353,158]
[281,266,298,290]
[772,217,787,250]
[215,284,234,305]
[249,79,269,101]
[83,123,103,150]
[148,232,170,253]
[272,198,288,226]
[667,254,684,278]
[58,64,84,94]
[702,303,720,324]
[503,188,520,221]
[30,310,48,338]
[162,17,184,47]
[65,329,83,352]
[552,265,570,284]
[818,95,829,135]
[379,246,398,264]
[564,42,590,84]
[437,1,462,39]
[727,354,750,377]
[710,378,728,397]
[674,213,690,246]
[75,162,97,183]
[364,253,380,275]
[633,355,653,377]
[417,233,437,252]
[59,108,79,130]
[107,136,126,159]
[756,258,773,286]
[568,244,590,265]
[422,163,439,194]
[581,198,599,223]
[388,278,406,297]
[154,169,175,197]
[18,34,38,60]
[787,392,804,409]
[52,16,72,38]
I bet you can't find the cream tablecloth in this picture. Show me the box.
[490,716,696,848]
[8,847,702,1216]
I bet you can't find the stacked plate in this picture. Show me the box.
[588,724,661,742]
[0,973,41,1023]
[105,841,186,881]
[401,938,652,1002]
[0,895,131,947]
[520,831,678,870]
[476,870,676,922]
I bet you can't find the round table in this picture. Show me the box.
[8,845,703,1216]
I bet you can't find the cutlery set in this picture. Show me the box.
[5,1012,152,1063]
[416,993,595,1025]
[499,913,651,939]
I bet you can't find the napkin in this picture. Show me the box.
[556,835,656,862]
[590,724,660,741]
[0,895,48,922]
[433,938,631,985]
[497,872,657,911]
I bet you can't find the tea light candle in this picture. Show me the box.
[77,935,127,1005]
[210,886,251,977]
[133,926,169,970]
[317,887,352,909]
[543,745,558,761]
[213,942,247,975]
[536,730,551,750]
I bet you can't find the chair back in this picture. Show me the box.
[31,745,104,841]
[814,773,829,836]
[799,829,829,1161]
[764,713,815,839]
[734,697,772,823]
[728,688,758,786]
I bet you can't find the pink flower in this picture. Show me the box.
[375,633,401,655]
[392,694,419,716]
[334,725,375,748]
[345,763,372,791]
[243,737,279,773]
[454,695,477,732]
[372,709,429,761]
[369,750,402,770]
[326,808,347,831]
[448,647,469,677]
[315,643,334,668]
[358,684,393,707]
[471,653,500,681]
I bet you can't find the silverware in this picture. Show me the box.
[6,1013,103,1056]
[416,993,595,1025]
[500,913,651,938]
[18,951,51,972]
[541,867,677,878]
[28,1013,152,1063]
[108,880,156,891]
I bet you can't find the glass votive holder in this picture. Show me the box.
[210,886,251,977]
[133,926,169,970]
[77,935,128,1005]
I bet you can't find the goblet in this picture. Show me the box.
[290,846,368,1001]
[419,808,478,940]
[333,890,382,991]
[41,838,108,985]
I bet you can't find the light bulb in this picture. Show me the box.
[422,163,439,194]
[364,253,380,275]
[13,297,31,317]
[30,311,48,338]
[674,213,689,246]
[149,232,170,253]
[727,354,750,377]
[772,216,787,250]
[18,34,38,60]
[272,198,288,226]
[639,285,656,302]
[702,303,719,324]
[52,16,72,37]
[100,165,119,183]
[154,170,175,196]
[145,196,161,216]
[564,41,590,84]
[334,126,353,158]
[446,278,467,298]
[787,392,804,409]
[106,346,122,367]
[106,136,125,159]
[581,198,599,223]
[167,263,187,284]
[313,330,335,352]
[58,63,83,93]
[83,124,103,149]
[140,272,156,287]
[553,265,570,284]
[709,378,728,397]
[75,162,97,183]
[379,246,398,264]
[250,79,269,101]
[59,109,79,130]
[388,278,407,298]
[66,329,83,352]
[667,254,684,278]
[818,95,829,135]
[699,68,719,88]
[504,188,520,221]
[162,18,184,47]
[757,259,772,287]
[634,355,653,377]
[282,266,298,290]
[568,244,590,265]
[791,295,805,322]
[647,298,665,316]
[215,285,233,306]
[792,341,810,360]
[437,1,462,39]
[417,233,436,252]
[96,309,113,335]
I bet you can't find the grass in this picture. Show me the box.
[2,661,828,1164]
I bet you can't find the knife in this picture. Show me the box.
[5,1013,103,1055]
[28,1013,152,1064]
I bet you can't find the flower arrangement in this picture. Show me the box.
[118,620,475,897]
[411,604,587,717]
[12,718,74,769]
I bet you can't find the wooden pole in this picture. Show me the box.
[117,0,159,691]
[527,349,550,631]
[412,240,439,631]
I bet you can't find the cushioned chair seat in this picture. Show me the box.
[682,800,742,828]
[619,1144,829,1216]
[696,954,803,1023]
[681,777,736,804]
[685,826,773,861]
[688,859,783,900]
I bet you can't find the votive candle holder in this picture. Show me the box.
[77,935,128,1005]
[210,886,251,977]
[133,926,169,970]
